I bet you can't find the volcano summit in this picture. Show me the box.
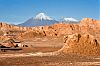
[18,13,58,27]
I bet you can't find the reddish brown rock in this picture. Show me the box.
[61,33,100,56]
[19,30,45,39]
[0,18,100,39]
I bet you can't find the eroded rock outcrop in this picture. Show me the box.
[0,18,100,40]
[0,33,100,57]
[0,22,35,36]
[60,33,100,56]
[19,30,46,39]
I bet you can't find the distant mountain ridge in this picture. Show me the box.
[18,13,80,27]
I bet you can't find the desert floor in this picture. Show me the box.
[0,37,100,66]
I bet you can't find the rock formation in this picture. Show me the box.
[61,33,100,56]
[19,30,45,39]
[0,18,100,42]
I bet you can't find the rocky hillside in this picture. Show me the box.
[0,22,33,31]
[61,33,100,56]
[0,18,100,40]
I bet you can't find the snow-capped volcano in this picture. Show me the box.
[34,13,53,20]
[18,13,58,27]
[63,17,79,22]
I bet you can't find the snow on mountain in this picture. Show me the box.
[18,13,58,27]
[34,13,53,20]
[63,17,79,22]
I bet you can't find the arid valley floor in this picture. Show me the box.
[0,37,100,66]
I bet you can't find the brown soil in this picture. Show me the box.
[0,54,100,66]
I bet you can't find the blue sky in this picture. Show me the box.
[0,0,99,24]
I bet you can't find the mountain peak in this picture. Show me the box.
[63,17,79,22]
[34,13,53,20]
